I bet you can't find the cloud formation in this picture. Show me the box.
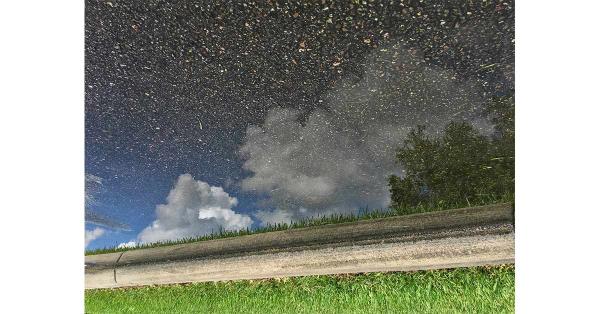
[136,174,253,243]
[85,227,105,248]
[117,241,137,249]
[240,43,492,224]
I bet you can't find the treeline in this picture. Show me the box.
[388,95,514,213]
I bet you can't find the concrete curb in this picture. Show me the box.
[85,203,514,289]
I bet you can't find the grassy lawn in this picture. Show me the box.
[85,265,514,314]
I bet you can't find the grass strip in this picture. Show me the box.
[85,265,514,314]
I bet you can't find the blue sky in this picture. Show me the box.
[85,163,263,250]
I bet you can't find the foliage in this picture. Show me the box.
[85,265,514,314]
[389,96,515,211]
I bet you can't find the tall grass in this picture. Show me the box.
[85,265,515,314]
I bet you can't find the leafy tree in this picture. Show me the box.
[389,96,514,211]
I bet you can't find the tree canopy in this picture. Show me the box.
[388,96,514,212]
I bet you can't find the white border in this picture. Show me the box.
[0,1,84,313]
[1,0,599,312]
[517,1,600,312]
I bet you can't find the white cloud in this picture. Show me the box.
[85,227,105,248]
[254,208,296,226]
[117,241,138,249]
[240,42,493,225]
[136,174,253,244]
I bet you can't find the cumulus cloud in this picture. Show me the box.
[240,42,492,225]
[135,174,253,243]
[117,241,138,249]
[85,227,105,248]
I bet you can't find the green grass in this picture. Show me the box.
[85,265,514,314]
[86,194,513,256]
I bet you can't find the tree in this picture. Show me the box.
[388,95,515,211]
